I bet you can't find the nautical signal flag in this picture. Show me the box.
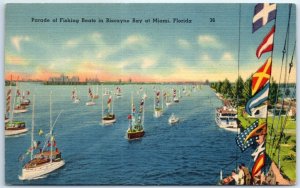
[252,153,266,177]
[252,57,272,95]
[253,3,277,33]
[251,142,265,162]
[256,26,275,58]
[246,82,269,115]
[236,120,259,152]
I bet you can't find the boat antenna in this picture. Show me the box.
[30,95,35,160]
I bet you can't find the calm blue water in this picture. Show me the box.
[5,83,252,185]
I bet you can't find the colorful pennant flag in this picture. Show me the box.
[252,57,272,95]
[252,153,266,177]
[253,3,277,33]
[248,105,268,118]
[256,26,275,58]
[246,82,270,115]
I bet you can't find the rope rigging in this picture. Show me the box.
[267,4,293,155]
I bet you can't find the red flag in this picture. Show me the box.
[128,114,132,119]
[252,57,272,95]
[256,26,275,58]
[107,96,112,104]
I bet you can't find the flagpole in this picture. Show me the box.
[236,3,241,171]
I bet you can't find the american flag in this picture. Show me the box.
[236,120,259,152]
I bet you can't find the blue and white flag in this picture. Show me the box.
[245,82,269,115]
[253,3,277,33]
[236,120,259,152]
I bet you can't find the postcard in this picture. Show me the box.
[4,3,296,185]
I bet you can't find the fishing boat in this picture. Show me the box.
[173,88,179,103]
[115,87,122,98]
[20,90,31,106]
[164,91,172,106]
[215,106,240,133]
[13,89,28,113]
[101,94,116,125]
[168,113,179,124]
[154,90,163,118]
[5,83,28,136]
[71,88,80,104]
[92,85,99,99]
[86,87,95,106]
[19,95,65,180]
[126,94,145,140]
[103,88,110,96]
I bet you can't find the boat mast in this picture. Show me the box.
[10,77,17,124]
[112,93,114,115]
[30,95,35,160]
[142,97,145,129]
[50,92,53,163]
[130,92,133,129]
[162,89,164,111]
[101,85,104,122]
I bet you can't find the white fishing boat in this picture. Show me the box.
[20,90,31,106]
[71,88,80,104]
[101,91,116,125]
[5,81,28,136]
[173,88,179,103]
[19,94,65,180]
[115,87,122,98]
[86,87,95,106]
[168,113,179,124]
[92,85,99,99]
[215,106,240,133]
[13,89,28,113]
[154,90,163,118]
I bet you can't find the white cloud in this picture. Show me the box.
[122,34,150,47]
[221,52,234,62]
[197,35,222,49]
[65,39,79,48]
[11,35,30,51]
[141,57,158,69]
[177,39,191,49]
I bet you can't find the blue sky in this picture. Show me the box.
[5,3,296,82]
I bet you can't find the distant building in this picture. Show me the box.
[48,74,80,84]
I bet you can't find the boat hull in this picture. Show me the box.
[102,114,116,125]
[5,128,28,136]
[19,160,65,180]
[13,109,28,113]
[154,109,163,118]
[85,101,95,106]
[168,118,179,124]
[127,130,145,140]
[215,117,239,133]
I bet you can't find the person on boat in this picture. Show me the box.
[241,163,252,185]
[231,170,239,185]
[238,165,245,185]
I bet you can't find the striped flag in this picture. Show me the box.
[252,57,272,95]
[253,3,277,33]
[256,26,275,58]
[246,82,269,115]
